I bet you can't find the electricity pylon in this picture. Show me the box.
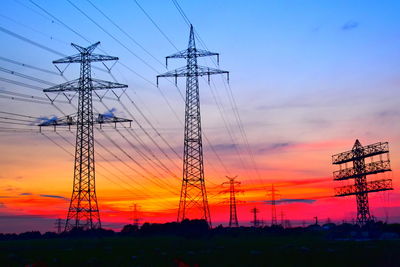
[267,184,279,226]
[222,176,242,227]
[55,218,63,234]
[332,140,393,225]
[250,207,260,227]
[130,203,140,227]
[157,25,229,226]
[39,42,131,231]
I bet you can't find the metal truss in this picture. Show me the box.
[157,25,229,226]
[332,139,393,225]
[39,42,130,231]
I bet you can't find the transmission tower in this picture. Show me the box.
[250,207,260,227]
[221,176,242,227]
[267,184,279,226]
[157,25,229,226]
[130,203,140,227]
[39,42,131,231]
[55,218,63,234]
[332,139,393,226]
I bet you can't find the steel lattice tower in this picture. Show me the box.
[157,25,229,226]
[267,184,278,226]
[250,207,260,227]
[55,218,63,234]
[222,176,241,227]
[39,42,129,231]
[332,139,393,225]
[130,203,140,227]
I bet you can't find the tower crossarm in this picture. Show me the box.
[332,142,389,164]
[335,179,393,197]
[157,65,228,85]
[53,53,119,64]
[53,42,118,64]
[166,48,219,65]
[333,159,391,180]
[43,78,128,93]
[38,113,132,127]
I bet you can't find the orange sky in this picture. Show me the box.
[1,132,399,233]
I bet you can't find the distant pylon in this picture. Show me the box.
[130,203,140,227]
[222,176,241,227]
[55,218,63,234]
[39,42,130,231]
[267,184,279,226]
[250,207,260,227]
[157,25,229,226]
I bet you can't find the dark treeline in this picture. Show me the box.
[1,219,400,241]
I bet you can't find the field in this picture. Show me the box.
[1,233,399,266]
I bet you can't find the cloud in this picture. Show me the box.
[0,202,5,208]
[376,109,400,118]
[39,194,68,201]
[264,198,317,205]
[258,142,294,153]
[213,143,237,151]
[341,21,359,31]
[20,193,32,196]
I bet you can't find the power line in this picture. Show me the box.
[86,0,166,68]
[133,0,179,51]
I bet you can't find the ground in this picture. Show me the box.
[1,233,399,266]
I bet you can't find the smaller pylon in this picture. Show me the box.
[55,218,63,234]
[131,203,140,227]
[250,207,260,227]
[267,184,279,226]
[221,176,242,227]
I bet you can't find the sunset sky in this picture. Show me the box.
[0,0,400,233]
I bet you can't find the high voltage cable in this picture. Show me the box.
[55,131,175,209]
[38,99,179,208]
[97,128,179,195]
[95,130,179,196]
[66,0,160,74]
[0,67,56,86]
[0,52,183,189]
[52,131,175,209]
[2,3,228,186]
[133,0,179,51]
[114,127,179,182]
[0,89,70,104]
[93,96,182,181]
[0,110,40,119]
[0,25,65,57]
[66,0,185,125]
[129,1,234,176]
[0,56,62,76]
[0,76,43,91]
[86,0,166,68]
[131,3,234,177]
[20,2,186,164]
